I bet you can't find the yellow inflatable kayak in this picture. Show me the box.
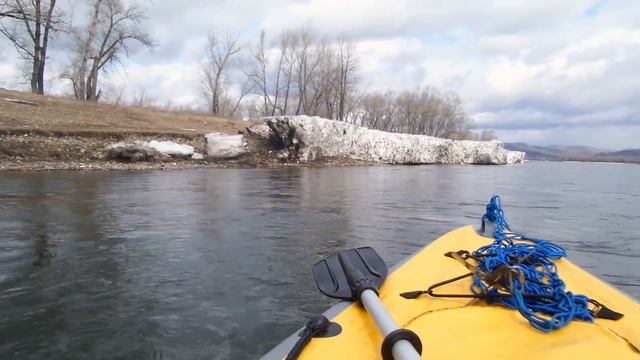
[263,201,639,360]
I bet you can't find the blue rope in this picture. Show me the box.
[472,195,593,332]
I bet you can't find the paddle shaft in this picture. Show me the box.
[360,290,422,360]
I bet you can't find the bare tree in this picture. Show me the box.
[479,130,497,141]
[132,87,150,107]
[293,28,322,115]
[246,30,273,116]
[0,0,61,94]
[201,31,250,116]
[244,28,359,120]
[240,27,469,137]
[63,0,102,100]
[335,39,357,121]
[270,30,295,116]
[355,88,473,139]
[247,30,303,117]
[358,91,397,131]
[112,84,126,106]
[308,40,336,117]
[99,82,126,105]
[65,0,152,101]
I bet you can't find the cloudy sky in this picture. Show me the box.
[1,0,639,149]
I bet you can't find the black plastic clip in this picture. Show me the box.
[589,299,624,321]
[285,315,342,360]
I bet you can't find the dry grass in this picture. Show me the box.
[0,88,249,136]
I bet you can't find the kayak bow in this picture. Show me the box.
[263,199,639,360]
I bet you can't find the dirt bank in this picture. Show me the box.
[0,88,246,135]
[0,89,251,171]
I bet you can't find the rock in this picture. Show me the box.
[105,140,195,162]
[244,123,272,138]
[506,150,525,165]
[105,141,164,162]
[147,140,194,158]
[247,116,525,165]
[205,133,247,159]
[191,152,204,160]
[275,150,290,162]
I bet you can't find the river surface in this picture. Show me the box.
[1,162,639,359]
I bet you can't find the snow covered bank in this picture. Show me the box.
[246,116,525,165]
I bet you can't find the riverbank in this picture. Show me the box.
[1,89,524,171]
[0,129,371,171]
[0,88,245,171]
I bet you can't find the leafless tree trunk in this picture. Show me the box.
[201,32,242,115]
[243,28,360,120]
[246,30,274,117]
[112,85,126,106]
[308,40,335,117]
[66,0,102,100]
[64,0,152,102]
[269,31,295,116]
[0,0,60,94]
[132,87,149,107]
[227,77,255,117]
[335,39,357,121]
[293,29,321,115]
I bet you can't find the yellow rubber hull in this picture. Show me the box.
[295,226,639,359]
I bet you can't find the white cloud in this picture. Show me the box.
[104,61,204,107]
[259,0,607,40]
[0,41,24,89]
[0,63,20,89]
[355,38,429,92]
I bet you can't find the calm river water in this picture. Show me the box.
[1,162,639,359]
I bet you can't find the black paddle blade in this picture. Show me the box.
[312,247,388,301]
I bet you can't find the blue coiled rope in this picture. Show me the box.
[473,195,593,332]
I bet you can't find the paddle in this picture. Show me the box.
[312,247,422,360]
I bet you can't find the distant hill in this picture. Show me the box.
[593,149,640,163]
[504,143,640,163]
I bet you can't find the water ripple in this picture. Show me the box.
[0,163,639,359]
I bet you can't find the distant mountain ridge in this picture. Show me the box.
[504,143,640,163]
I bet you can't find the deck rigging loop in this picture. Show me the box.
[401,195,624,332]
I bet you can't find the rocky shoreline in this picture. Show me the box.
[0,132,369,171]
[0,116,524,171]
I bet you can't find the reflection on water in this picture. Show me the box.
[0,162,639,359]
